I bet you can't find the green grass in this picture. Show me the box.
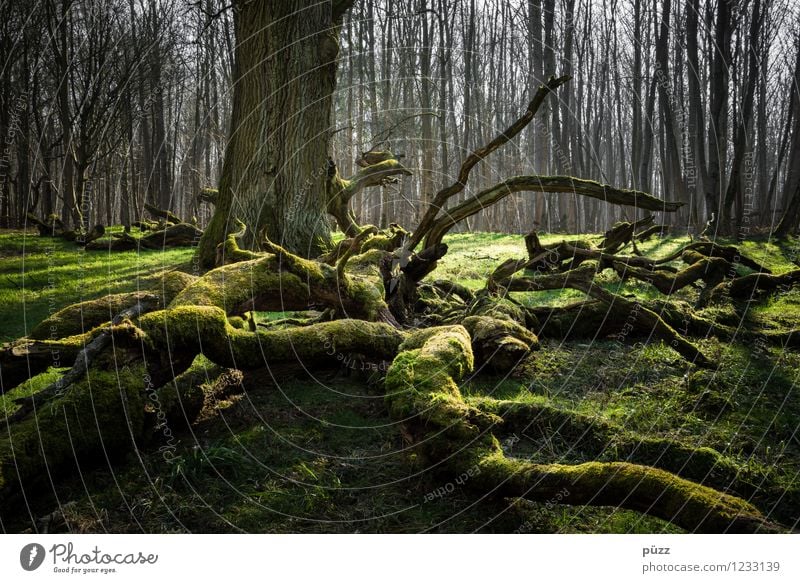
[1,228,799,533]
[0,228,195,341]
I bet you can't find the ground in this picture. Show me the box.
[1,228,798,533]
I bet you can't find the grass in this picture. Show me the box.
[0,227,195,341]
[1,227,798,533]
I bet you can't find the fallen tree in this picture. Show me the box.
[27,206,204,251]
[2,76,797,532]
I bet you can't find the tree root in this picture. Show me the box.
[171,246,391,322]
[0,314,405,504]
[471,398,770,501]
[461,316,539,373]
[86,223,204,251]
[0,353,147,503]
[384,326,778,533]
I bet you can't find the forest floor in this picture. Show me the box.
[1,228,799,533]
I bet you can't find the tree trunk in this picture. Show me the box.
[722,0,762,235]
[774,36,800,236]
[707,0,732,234]
[654,0,687,224]
[197,0,350,266]
[686,0,709,230]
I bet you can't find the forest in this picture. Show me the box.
[0,0,798,534]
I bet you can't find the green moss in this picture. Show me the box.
[155,356,219,428]
[0,357,146,500]
[385,326,500,449]
[462,315,539,371]
[467,293,527,324]
[0,367,68,417]
[473,452,768,533]
[28,291,159,340]
[170,256,310,312]
[139,306,404,369]
[146,270,198,304]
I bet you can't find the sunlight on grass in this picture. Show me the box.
[0,229,194,341]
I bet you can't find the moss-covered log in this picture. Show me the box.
[0,273,196,392]
[728,269,800,298]
[384,326,776,533]
[143,203,182,226]
[612,257,729,296]
[26,213,105,246]
[461,316,539,372]
[0,315,405,503]
[171,246,392,322]
[138,306,404,373]
[472,398,767,499]
[0,353,147,503]
[599,215,654,253]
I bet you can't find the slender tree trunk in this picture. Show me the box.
[707,0,732,234]
[686,0,709,229]
[654,0,687,225]
[528,0,545,227]
[774,38,800,236]
[723,0,762,235]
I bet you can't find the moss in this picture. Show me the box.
[384,325,772,533]
[155,356,216,428]
[28,291,161,340]
[169,250,390,321]
[170,256,311,312]
[686,370,738,415]
[467,292,527,325]
[0,367,68,417]
[471,396,747,492]
[471,451,770,533]
[360,235,396,253]
[146,270,198,304]
[139,306,403,369]
[385,326,500,449]
[219,235,264,264]
[462,315,539,372]
[0,356,146,501]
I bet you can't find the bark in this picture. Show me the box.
[707,0,732,231]
[423,176,683,249]
[197,0,353,266]
[654,0,687,218]
[774,38,800,236]
[722,0,762,233]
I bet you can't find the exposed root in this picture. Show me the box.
[384,327,778,533]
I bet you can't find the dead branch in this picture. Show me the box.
[409,75,572,251]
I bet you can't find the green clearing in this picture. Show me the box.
[1,228,798,533]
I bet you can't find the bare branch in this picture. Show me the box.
[424,175,685,249]
[408,75,572,251]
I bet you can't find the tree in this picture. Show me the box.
[3,0,799,535]
[774,30,800,236]
[197,0,353,265]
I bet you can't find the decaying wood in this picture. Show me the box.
[3,74,796,534]
[143,203,182,225]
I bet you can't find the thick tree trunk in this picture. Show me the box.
[197,0,351,267]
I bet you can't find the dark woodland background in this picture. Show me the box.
[1,0,799,237]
